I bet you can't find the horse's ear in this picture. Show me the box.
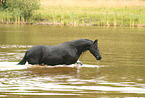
[93,39,98,44]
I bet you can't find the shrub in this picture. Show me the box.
[0,0,7,9]
[1,0,40,21]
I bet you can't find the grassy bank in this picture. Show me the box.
[0,0,145,27]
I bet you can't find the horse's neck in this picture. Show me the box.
[73,41,92,53]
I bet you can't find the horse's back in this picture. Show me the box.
[28,45,47,51]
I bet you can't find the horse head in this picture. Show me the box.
[89,39,102,60]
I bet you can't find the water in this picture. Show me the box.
[0,24,145,98]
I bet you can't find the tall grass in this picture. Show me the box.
[36,0,145,27]
[1,0,145,27]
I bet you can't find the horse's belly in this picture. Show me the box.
[41,56,63,65]
[42,56,77,65]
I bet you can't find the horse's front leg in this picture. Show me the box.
[75,60,82,73]
[76,60,83,66]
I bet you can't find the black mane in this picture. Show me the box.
[65,39,93,52]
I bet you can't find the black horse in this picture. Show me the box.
[18,39,102,65]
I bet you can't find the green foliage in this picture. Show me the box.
[1,0,40,21]
[0,0,7,9]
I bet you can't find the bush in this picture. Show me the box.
[0,0,7,9]
[1,0,40,21]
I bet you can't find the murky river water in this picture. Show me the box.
[0,24,145,98]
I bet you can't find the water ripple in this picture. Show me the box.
[0,62,145,97]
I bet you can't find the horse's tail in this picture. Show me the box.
[17,51,28,65]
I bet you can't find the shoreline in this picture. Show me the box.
[0,22,145,28]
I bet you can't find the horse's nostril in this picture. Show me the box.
[97,56,102,60]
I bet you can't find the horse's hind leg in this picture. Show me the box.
[28,58,40,65]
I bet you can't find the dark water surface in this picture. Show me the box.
[0,24,145,98]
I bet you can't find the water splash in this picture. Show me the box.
[0,62,102,71]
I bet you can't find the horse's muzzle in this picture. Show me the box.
[96,56,102,60]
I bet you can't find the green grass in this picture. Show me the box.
[34,7,145,27]
[0,0,145,27]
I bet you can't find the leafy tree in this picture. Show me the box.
[0,0,7,9]
[1,0,40,20]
